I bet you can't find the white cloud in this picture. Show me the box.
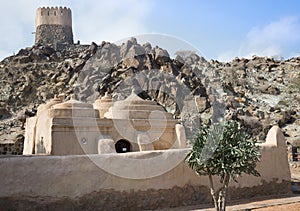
[241,16,300,57]
[218,16,300,61]
[0,0,153,60]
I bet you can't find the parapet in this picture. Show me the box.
[261,125,286,148]
[36,7,72,27]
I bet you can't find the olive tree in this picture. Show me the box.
[185,120,261,211]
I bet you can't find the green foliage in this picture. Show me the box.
[185,120,261,183]
[186,120,261,210]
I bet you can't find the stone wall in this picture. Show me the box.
[35,25,73,45]
[0,185,211,210]
[0,140,23,155]
[0,181,290,211]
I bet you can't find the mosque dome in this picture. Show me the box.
[50,97,98,118]
[104,93,173,120]
[93,93,114,118]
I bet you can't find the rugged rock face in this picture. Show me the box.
[0,38,299,148]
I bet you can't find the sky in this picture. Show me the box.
[1,0,300,61]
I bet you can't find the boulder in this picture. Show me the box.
[194,96,208,113]
[88,42,98,55]
[0,103,10,119]
[154,47,170,65]
[260,84,280,95]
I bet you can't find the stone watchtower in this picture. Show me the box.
[35,7,73,45]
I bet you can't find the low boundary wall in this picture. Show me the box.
[0,126,291,210]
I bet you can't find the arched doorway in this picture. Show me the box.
[115,139,131,153]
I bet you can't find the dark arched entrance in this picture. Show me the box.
[115,139,131,153]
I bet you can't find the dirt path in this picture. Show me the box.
[254,202,300,210]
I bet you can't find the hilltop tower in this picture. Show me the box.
[35,7,73,45]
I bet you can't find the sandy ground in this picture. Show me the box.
[254,202,300,210]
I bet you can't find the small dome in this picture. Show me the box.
[93,93,114,118]
[52,98,93,109]
[104,94,173,120]
[50,96,98,118]
[37,96,62,116]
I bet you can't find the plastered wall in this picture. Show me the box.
[0,126,291,209]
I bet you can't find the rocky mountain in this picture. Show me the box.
[0,37,299,148]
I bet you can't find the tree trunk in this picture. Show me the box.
[217,173,230,211]
[208,174,230,211]
[222,174,230,211]
[208,174,219,211]
[218,189,223,211]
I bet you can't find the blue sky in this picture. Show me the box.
[1,0,300,61]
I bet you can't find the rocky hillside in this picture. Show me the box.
[0,38,299,146]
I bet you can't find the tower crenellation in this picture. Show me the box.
[35,6,73,45]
